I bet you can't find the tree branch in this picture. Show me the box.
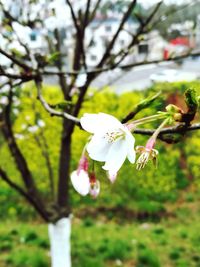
[0,167,48,221]
[0,85,48,221]
[33,133,55,199]
[83,0,92,27]
[109,1,163,68]
[65,0,80,33]
[88,0,102,24]
[53,28,70,99]
[0,70,35,81]
[35,79,80,124]
[0,48,32,70]
[134,123,200,136]
[97,0,137,68]
[42,50,200,76]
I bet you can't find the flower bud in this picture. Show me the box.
[166,104,182,114]
[89,173,100,198]
[77,155,89,174]
[173,113,183,122]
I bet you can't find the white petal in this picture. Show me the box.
[102,138,128,173]
[87,134,111,161]
[107,171,118,183]
[80,113,123,134]
[80,113,101,133]
[70,170,90,196]
[97,113,123,131]
[125,132,136,163]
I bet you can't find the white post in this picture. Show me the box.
[48,217,71,267]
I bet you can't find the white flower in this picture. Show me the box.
[13,108,19,115]
[28,125,39,133]
[80,113,136,173]
[21,124,27,130]
[70,170,90,196]
[37,119,45,127]
[13,96,21,106]
[14,133,25,140]
[0,96,8,105]
[0,85,10,93]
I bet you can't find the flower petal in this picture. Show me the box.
[87,133,111,161]
[102,138,128,173]
[80,113,101,133]
[97,113,123,131]
[80,113,123,134]
[125,132,136,163]
[107,171,118,183]
[70,170,90,196]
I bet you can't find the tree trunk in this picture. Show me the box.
[48,217,71,267]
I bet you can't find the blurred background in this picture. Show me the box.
[0,0,200,266]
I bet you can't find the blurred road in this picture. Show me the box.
[91,58,200,93]
[44,57,200,93]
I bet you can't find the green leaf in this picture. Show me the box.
[185,88,198,112]
[47,52,61,64]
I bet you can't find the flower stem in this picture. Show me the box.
[126,113,167,131]
[152,118,169,139]
[133,113,167,124]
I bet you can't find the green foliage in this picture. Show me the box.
[184,88,199,112]
[169,248,181,260]
[102,239,131,260]
[137,248,161,267]
[24,231,38,243]
[47,52,61,65]
[1,194,200,267]
[6,249,48,267]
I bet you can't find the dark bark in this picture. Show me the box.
[0,89,49,221]
[0,168,49,221]
[57,119,72,218]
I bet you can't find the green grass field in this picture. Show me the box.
[0,190,200,267]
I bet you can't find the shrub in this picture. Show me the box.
[169,248,181,260]
[24,231,38,243]
[7,249,49,267]
[104,239,131,260]
[137,247,160,267]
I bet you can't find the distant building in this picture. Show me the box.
[84,17,139,66]
[196,15,200,47]
[0,0,175,68]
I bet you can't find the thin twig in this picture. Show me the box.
[134,123,200,135]
[0,48,32,70]
[42,50,200,76]
[35,80,80,124]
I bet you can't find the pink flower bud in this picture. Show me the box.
[89,173,100,198]
[77,155,89,174]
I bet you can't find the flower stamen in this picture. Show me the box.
[104,130,125,143]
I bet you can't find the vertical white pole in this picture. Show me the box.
[48,217,71,267]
